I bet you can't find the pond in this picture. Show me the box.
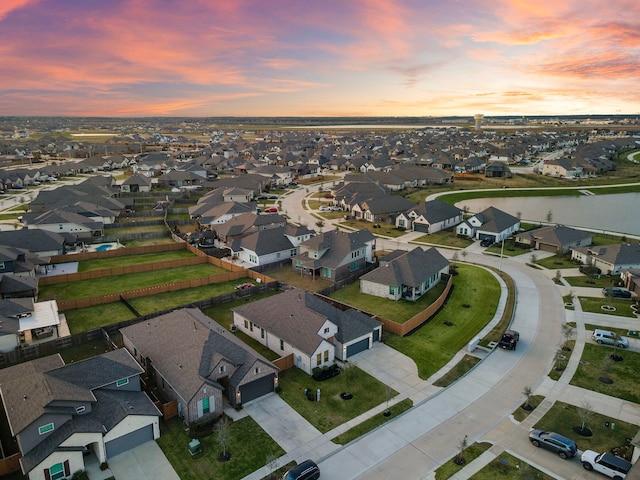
[457,192,640,236]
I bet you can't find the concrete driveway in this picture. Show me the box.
[106,441,179,480]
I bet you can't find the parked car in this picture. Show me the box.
[319,205,331,211]
[592,329,629,348]
[602,287,632,298]
[480,237,494,247]
[265,207,279,213]
[528,430,577,459]
[330,206,342,211]
[282,459,320,480]
[324,193,334,199]
[581,450,631,479]
[498,330,519,350]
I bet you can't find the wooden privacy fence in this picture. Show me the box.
[315,274,453,337]
[0,453,21,476]
[273,354,294,371]
[48,242,185,264]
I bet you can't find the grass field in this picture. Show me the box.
[278,365,397,433]
[382,264,500,379]
[570,344,640,403]
[77,250,197,272]
[157,416,285,480]
[469,451,554,480]
[39,263,227,302]
[412,227,474,248]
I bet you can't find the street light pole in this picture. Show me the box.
[499,237,505,271]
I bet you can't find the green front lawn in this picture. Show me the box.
[564,275,620,288]
[157,416,284,480]
[469,452,554,480]
[435,442,492,480]
[484,240,531,257]
[432,355,480,387]
[534,401,637,454]
[383,265,500,379]
[39,264,227,302]
[278,366,397,433]
[77,250,197,272]
[332,398,414,445]
[412,228,474,248]
[328,278,448,323]
[536,254,576,269]
[578,297,637,318]
[570,344,640,404]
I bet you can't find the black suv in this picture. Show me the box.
[498,330,519,350]
[529,430,577,459]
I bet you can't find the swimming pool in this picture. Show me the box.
[95,244,112,252]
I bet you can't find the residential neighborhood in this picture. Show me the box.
[0,117,639,480]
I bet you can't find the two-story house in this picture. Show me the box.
[0,349,160,480]
[291,229,376,282]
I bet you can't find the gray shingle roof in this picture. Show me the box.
[475,206,519,233]
[360,247,449,287]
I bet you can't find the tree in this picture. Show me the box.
[265,452,279,479]
[461,250,468,261]
[576,401,594,435]
[315,220,324,230]
[546,209,553,225]
[341,361,357,399]
[600,355,614,384]
[561,323,574,351]
[454,435,468,465]
[554,347,565,371]
[554,270,562,283]
[383,384,393,416]
[451,251,459,262]
[216,415,231,461]
[530,253,537,264]
[522,386,533,410]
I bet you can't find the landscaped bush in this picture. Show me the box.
[312,364,341,381]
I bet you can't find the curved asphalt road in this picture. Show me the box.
[280,184,634,479]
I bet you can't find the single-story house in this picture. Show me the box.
[456,206,520,243]
[232,289,382,373]
[571,243,640,276]
[121,308,279,422]
[396,199,463,233]
[515,225,593,254]
[360,247,450,301]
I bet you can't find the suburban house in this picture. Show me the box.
[120,173,152,193]
[456,206,520,243]
[0,298,61,350]
[229,224,315,267]
[121,308,279,422]
[232,289,382,373]
[0,229,66,258]
[359,247,450,301]
[352,195,417,224]
[395,199,463,233]
[23,210,104,240]
[292,229,377,282]
[515,225,593,254]
[621,268,640,297]
[571,243,640,275]
[0,349,160,480]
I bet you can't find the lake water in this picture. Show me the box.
[457,192,640,236]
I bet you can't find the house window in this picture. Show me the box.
[39,423,54,435]
[75,405,86,414]
[0,261,4,269]
[219,365,226,373]
[324,350,329,362]
[244,319,249,329]
[316,353,322,366]
[280,339,284,351]
[48,462,68,480]
[349,261,358,272]
[290,249,297,256]
[389,286,395,295]
[250,322,254,332]
[261,328,265,339]
[254,367,260,375]
[324,327,330,334]
[276,252,281,259]
[201,396,210,415]
[116,378,129,387]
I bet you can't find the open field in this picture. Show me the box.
[39,263,227,302]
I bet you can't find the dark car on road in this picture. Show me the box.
[529,430,577,459]
[480,237,494,247]
[498,330,519,350]
[282,459,320,480]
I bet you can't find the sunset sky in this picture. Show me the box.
[1,0,639,117]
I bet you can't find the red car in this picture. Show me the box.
[324,194,334,199]
[265,207,278,213]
